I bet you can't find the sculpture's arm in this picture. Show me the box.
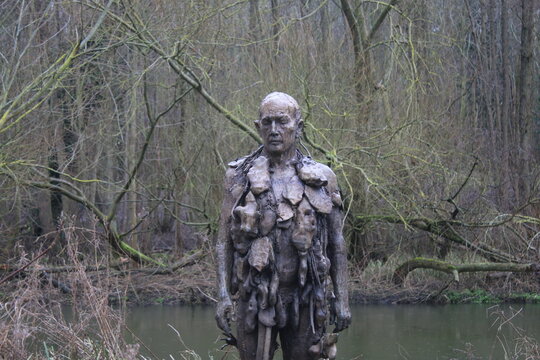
[323,165,351,332]
[327,204,351,332]
[215,168,237,335]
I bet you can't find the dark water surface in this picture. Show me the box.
[125,304,540,360]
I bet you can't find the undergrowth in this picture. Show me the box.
[445,289,502,304]
[1,219,539,359]
[454,306,540,359]
[0,222,139,359]
[0,219,219,360]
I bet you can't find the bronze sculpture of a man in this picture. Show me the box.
[215,92,351,360]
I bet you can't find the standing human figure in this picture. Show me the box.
[215,92,351,360]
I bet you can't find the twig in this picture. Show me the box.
[445,156,478,219]
[0,238,56,285]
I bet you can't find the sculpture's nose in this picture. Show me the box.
[240,223,256,235]
[270,120,278,134]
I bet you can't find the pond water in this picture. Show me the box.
[125,304,540,360]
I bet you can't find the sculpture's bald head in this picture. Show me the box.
[255,92,303,157]
[259,92,301,124]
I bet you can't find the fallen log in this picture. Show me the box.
[40,271,72,294]
[114,250,205,275]
[0,259,129,274]
[0,251,205,278]
[357,215,520,263]
[392,257,540,286]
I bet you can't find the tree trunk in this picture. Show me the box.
[126,78,139,248]
[248,0,261,65]
[500,0,512,210]
[516,0,535,202]
[48,153,63,229]
[319,0,330,74]
[270,0,280,68]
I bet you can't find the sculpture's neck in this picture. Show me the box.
[262,146,297,170]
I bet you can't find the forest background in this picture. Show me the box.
[0,0,539,337]
[1,0,539,358]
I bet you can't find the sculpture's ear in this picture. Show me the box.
[296,119,304,138]
[254,119,261,131]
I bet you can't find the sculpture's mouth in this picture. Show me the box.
[240,224,257,236]
[268,138,282,145]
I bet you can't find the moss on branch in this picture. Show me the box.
[357,215,519,263]
[393,257,540,286]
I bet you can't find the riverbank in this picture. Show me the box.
[4,253,538,307]
[2,254,540,359]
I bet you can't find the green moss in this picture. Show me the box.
[446,290,540,304]
[154,297,165,304]
[153,295,175,305]
[446,289,501,304]
[507,293,540,303]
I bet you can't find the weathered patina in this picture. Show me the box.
[215,92,351,360]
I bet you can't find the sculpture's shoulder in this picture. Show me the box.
[225,156,248,181]
[316,161,339,193]
[298,157,342,208]
[223,156,249,201]
[227,156,248,169]
[225,147,264,180]
[297,157,339,193]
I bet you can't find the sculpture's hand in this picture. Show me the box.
[333,300,351,332]
[215,296,234,336]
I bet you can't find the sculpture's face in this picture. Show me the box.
[256,93,302,156]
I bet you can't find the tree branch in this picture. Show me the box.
[1,170,163,266]
[106,86,192,222]
[367,0,400,43]
[339,0,363,56]
[393,257,540,286]
[86,0,262,143]
[358,215,520,263]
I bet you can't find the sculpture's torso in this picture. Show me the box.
[227,149,341,359]
[270,163,300,287]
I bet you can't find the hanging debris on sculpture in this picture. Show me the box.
[228,152,339,359]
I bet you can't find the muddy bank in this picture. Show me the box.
[3,256,539,307]
[102,276,540,306]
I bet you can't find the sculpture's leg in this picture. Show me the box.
[236,299,258,359]
[256,322,272,360]
[280,304,323,360]
[237,299,278,360]
[263,324,272,360]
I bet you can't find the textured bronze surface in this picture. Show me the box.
[215,92,351,360]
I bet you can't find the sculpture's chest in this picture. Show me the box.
[230,154,335,282]
[268,166,297,204]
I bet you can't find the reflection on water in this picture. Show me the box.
[125,305,222,359]
[125,304,540,360]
